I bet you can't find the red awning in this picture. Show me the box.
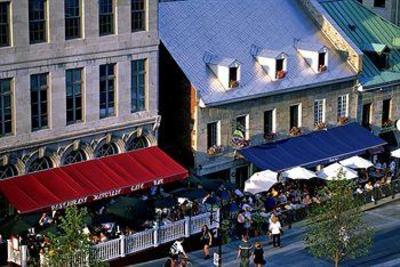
[0,147,188,214]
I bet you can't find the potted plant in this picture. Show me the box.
[314,122,327,130]
[207,145,224,156]
[251,212,266,236]
[276,70,286,79]
[318,64,327,72]
[337,116,349,125]
[382,119,393,129]
[229,80,240,88]
[289,127,302,136]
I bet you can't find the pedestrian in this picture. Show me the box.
[237,234,252,267]
[269,216,282,248]
[253,241,266,267]
[200,225,212,259]
[237,210,246,238]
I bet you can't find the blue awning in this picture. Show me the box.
[240,123,387,172]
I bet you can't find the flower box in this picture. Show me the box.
[229,80,240,88]
[337,116,349,125]
[207,145,224,156]
[319,65,327,72]
[289,127,302,136]
[314,122,327,130]
[276,70,286,79]
[264,132,276,141]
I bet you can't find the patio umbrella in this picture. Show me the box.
[317,163,358,180]
[281,166,316,180]
[172,188,207,200]
[339,156,373,169]
[244,170,278,195]
[1,213,41,236]
[106,196,147,221]
[153,196,178,208]
[391,148,400,158]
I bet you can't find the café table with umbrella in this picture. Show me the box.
[317,163,358,180]
[281,166,317,180]
[339,156,373,169]
[244,170,278,195]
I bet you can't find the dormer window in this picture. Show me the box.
[229,67,239,88]
[318,52,327,72]
[203,52,241,89]
[251,45,287,81]
[361,43,390,70]
[296,41,329,73]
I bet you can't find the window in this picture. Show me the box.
[127,136,148,151]
[362,103,372,128]
[0,164,17,179]
[66,68,83,124]
[0,2,10,47]
[99,0,114,36]
[0,79,12,136]
[28,157,52,172]
[95,143,117,158]
[235,115,249,139]
[229,67,239,88]
[382,99,391,125]
[314,99,325,125]
[29,0,47,44]
[374,0,385,7]
[318,52,327,72]
[131,0,145,32]
[65,0,81,40]
[364,50,390,70]
[131,59,146,113]
[275,58,286,79]
[264,110,275,135]
[207,121,220,149]
[62,149,86,165]
[31,73,48,131]
[337,95,348,120]
[99,64,115,118]
[290,104,300,129]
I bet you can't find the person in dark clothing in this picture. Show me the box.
[200,225,213,259]
[237,234,253,267]
[253,242,266,267]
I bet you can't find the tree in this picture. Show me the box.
[46,206,100,267]
[304,169,374,267]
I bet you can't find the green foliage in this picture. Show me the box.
[304,170,374,267]
[47,206,104,267]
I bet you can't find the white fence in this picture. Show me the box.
[8,209,220,266]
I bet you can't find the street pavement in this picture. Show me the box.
[133,200,400,267]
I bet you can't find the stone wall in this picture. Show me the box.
[194,79,358,176]
[0,0,159,153]
[298,0,363,73]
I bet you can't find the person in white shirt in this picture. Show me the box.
[170,238,188,259]
[269,216,282,248]
[389,160,396,174]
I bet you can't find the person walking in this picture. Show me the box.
[269,216,282,248]
[237,234,253,267]
[253,241,266,267]
[200,225,213,259]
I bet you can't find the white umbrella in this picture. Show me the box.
[339,156,373,169]
[391,148,400,159]
[317,163,358,180]
[243,170,278,195]
[281,166,316,180]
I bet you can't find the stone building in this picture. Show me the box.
[0,0,159,202]
[319,0,400,148]
[159,0,360,186]
[356,0,400,25]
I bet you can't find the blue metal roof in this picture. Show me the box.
[240,123,387,172]
[159,0,356,106]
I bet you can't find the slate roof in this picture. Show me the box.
[159,0,356,106]
[320,0,400,89]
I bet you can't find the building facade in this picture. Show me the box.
[0,0,159,181]
[357,0,400,25]
[159,0,359,186]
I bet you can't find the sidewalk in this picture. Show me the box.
[133,195,400,267]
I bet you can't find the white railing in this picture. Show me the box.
[159,218,187,244]
[125,228,154,254]
[93,237,122,261]
[10,209,220,266]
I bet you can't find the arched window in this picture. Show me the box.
[28,157,52,173]
[0,165,17,179]
[95,143,117,158]
[62,150,86,165]
[127,136,149,151]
